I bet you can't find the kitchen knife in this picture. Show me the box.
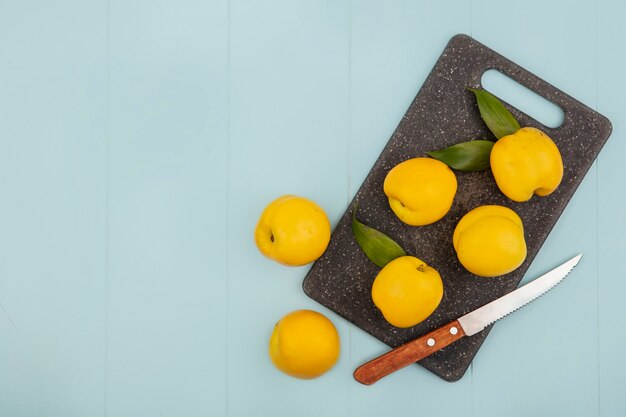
[353,253,582,385]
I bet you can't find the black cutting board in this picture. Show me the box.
[302,34,612,382]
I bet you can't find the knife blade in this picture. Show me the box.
[353,253,582,385]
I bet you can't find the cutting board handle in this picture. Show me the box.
[449,35,576,131]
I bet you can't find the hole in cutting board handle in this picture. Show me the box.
[481,69,564,129]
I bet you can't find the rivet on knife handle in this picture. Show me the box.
[353,320,466,385]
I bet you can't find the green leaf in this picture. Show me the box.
[427,140,495,172]
[352,211,406,268]
[469,88,521,139]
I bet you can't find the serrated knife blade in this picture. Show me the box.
[354,253,582,385]
[458,253,582,336]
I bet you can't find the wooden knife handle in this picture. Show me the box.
[353,320,466,385]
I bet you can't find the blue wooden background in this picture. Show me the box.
[1,1,625,416]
